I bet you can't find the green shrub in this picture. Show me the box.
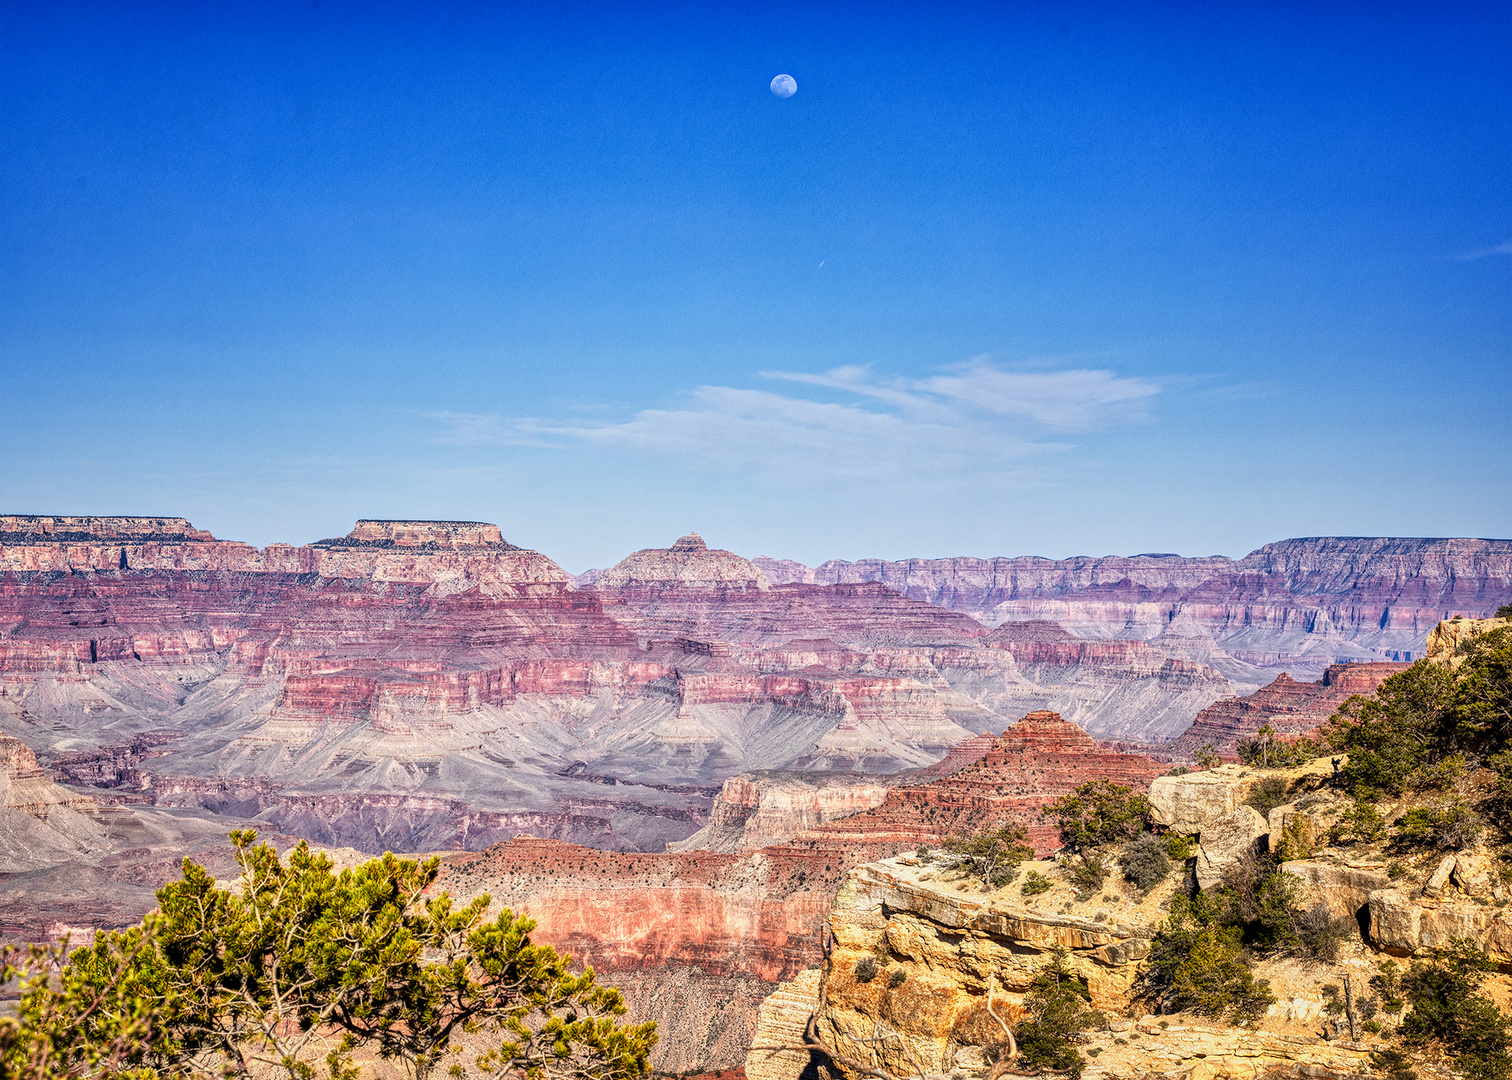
[1195,745,1221,769]
[941,823,1034,887]
[1164,833,1196,860]
[1064,852,1110,894]
[1120,833,1172,893]
[1394,801,1484,852]
[888,968,906,988]
[1324,661,1457,798]
[1013,948,1105,1079]
[1371,1047,1418,1080]
[855,955,879,983]
[1163,766,1191,777]
[0,831,657,1080]
[1021,869,1052,896]
[1273,813,1320,862]
[1043,780,1153,851]
[1236,724,1320,768]
[1244,777,1290,817]
[1386,860,1407,880]
[1399,939,1512,1080]
[1136,898,1275,1023]
[1333,798,1386,844]
[1373,960,1406,1012]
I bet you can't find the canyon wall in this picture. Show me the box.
[429,710,1168,1071]
[1,518,1261,862]
[753,536,1512,677]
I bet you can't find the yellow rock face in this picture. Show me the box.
[1425,616,1509,668]
[747,853,1381,1080]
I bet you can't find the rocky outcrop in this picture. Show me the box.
[756,537,1512,676]
[1368,849,1512,960]
[1424,616,1510,668]
[429,715,1165,1073]
[788,711,1166,855]
[1168,662,1409,760]
[668,772,894,853]
[1280,860,1391,923]
[749,852,1376,1080]
[1194,805,1269,891]
[1149,765,1261,835]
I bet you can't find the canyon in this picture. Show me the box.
[2,514,1509,1071]
[751,535,1512,676]
[0,517,1310,860]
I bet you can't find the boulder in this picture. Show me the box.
[1195,805,1269,892]
[1149,766,1259,835]
[1281,860,1390,921]
[1368,889,1421,956]
[1452,850,1496,899]
[1422,854,1456,899]
[1267,802,1322,859]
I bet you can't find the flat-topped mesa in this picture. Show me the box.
[0,514,569,588]
[0,514,260,574]
[594,532,771,590]
[315,519,519,551]
[0,515,216,543]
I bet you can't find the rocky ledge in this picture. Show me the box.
[747,850,1374,1080]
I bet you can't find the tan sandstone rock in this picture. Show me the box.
[1425,617,1510,669]
[1149,766,1259,835]
[1196,805,1269,892]
[1280,860,1389,921]
[746,968,822,1080]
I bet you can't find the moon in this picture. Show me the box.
[770,74,797,98]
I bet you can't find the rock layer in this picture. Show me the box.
[1168,661,1408,760]
[755,536,1512,676]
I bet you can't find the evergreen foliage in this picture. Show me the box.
[1136,897,1274,1023]
[1326,627,1512,798]
[1235,725,1320,769]
[941,824,1034,887]
[1013,948,1105,1079]
[0,832,656,1080]
[1043,780,1153,851]
[1398,939,1512,1080]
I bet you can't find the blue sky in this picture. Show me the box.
[2,1,1509,571]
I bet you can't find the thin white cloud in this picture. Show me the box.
[428,359,1159,485]
[765,360,1159,431]
[1455,240,1512,261]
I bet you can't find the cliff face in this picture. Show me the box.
[791,711,1167,855]
[0,520,1232,863]
[0,515,570,589]
[747,852,1376,1080]
[754,536,1512,676]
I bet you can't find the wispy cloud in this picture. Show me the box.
[428,360,1160,485]
[1455,240,1512,261]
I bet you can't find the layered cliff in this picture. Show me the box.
[748,851,1377,1080]
[754,536,1512,676]
[1167,661,1410,759]
[0,519,1232,862]
[0,515,570,589]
